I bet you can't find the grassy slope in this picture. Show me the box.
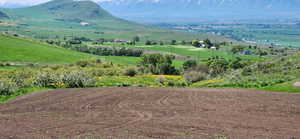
[0,35,185,67]
[0,35,100,63]
[0,88,52,103]
[261,80,300,93]
[193,52,300,93]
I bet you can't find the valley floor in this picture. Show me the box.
[0,87,299,138]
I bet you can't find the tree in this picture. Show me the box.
[215,43,221,50]
[145,40,152,45]
[139,53,178,75]
[181,40,186,45]
[96,38,105,44]
[152,42,158,45]
[160,41,164,45]
[207,57,229,76]
[204,39,213,49]
[231,45,245,54]
[133,36,140,42]
[192,40,200,47]
[183,60,197,70]
[229,57,246,69]
[256,49,268,56]
[171,40,177,45]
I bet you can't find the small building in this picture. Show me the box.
[243,50,252,55]
[198,41,206,48]
[210,46,217,50]
[114,40,129,43]
[80,22,89,26]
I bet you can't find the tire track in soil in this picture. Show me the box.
[0,88,300,139]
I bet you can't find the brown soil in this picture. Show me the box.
[0,88,300,139]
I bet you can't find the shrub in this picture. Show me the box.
[231,45,245,54]
[171,40,177,45]
[191,63,209,73]
[183,60,197,70]
[145,40,152,45]
[34,72,61,88]
[229,57,247,70]
[184,71,207,83]
[76,60,90,67]
[192,40,200,47]
[139,53,178,75]
[0,79,19,96]
[10,73,33,88]
[241,67,252,76]
[124,67,138,77]
[62,71,96,88]
[63,44,144,57]
[207,57,229,76]
[34,70,96,88]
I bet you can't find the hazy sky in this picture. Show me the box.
[0,0,105,6]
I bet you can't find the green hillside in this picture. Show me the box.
[0,34,99,63]
[0,0,226,41]
[0,34,185,67]
[192,52,300,92]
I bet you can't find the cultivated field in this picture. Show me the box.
[0,88,299,139]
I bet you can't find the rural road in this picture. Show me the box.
[0,88,299,139]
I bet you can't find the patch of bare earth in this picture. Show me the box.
[294,82,300,88]
[0,88,300,139]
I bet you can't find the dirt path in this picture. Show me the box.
[0,88,300,139]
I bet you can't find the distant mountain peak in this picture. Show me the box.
[99,0,300,22]
[0,11,9,19]
[36,0,112,20]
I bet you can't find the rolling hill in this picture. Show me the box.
[0,0,226,41]
[0,34,187,67]
[0,34,100,64]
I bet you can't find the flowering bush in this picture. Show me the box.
[34,70,96,88]
[0,79,19,96]
[34,71,61,88]
[62,71,96,88]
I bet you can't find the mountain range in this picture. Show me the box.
[0,11,8,19]
[98,0,300,22]
[1,0,299,23]
[0,0,218,41]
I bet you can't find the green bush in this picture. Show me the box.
[76,60,90,67]
[207,57,229,76]
[183,60,197,70]
[0,79,19,96]
[124,67,138,77]
[139,53,178,75]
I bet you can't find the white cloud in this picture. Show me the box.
[0,0,49,6]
